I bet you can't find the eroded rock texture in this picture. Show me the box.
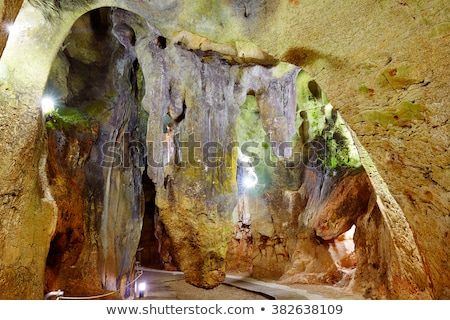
[44,9,146,297]
[120,9,302,288]
[0,0,449,300]
[0,91,56,299]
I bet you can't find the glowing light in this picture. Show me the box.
[138,282,146,292]
[41,96,55,113]
[238,149,258,190]
[138,282,146,298]
[242,173,257,189]
[5,23,17,35]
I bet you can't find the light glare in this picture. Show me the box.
[5,23,16,34]
[41,96,55,113]
[243,175,257,189]
[138,282,146,292]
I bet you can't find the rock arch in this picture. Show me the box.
[0,0,448,299]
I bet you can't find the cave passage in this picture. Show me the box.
[0,0,445,301]
[41,6,369,297]
[137,169,161,269]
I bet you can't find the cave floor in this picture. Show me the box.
[134,268,366,300]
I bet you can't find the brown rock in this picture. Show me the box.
[313,169,373,240]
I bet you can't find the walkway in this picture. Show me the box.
[135,268,341,300]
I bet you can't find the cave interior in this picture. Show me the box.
[1,0,448,301]
[42,7,375,297]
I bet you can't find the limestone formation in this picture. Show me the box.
[0,0,448,300]
[43,8,146,296]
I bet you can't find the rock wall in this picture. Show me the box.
[44,9,146,297]
[156,0,450,298]
[0,0,448,299]
[123,9,303,288]
[225,85,377,287]
[0,90,57,299]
